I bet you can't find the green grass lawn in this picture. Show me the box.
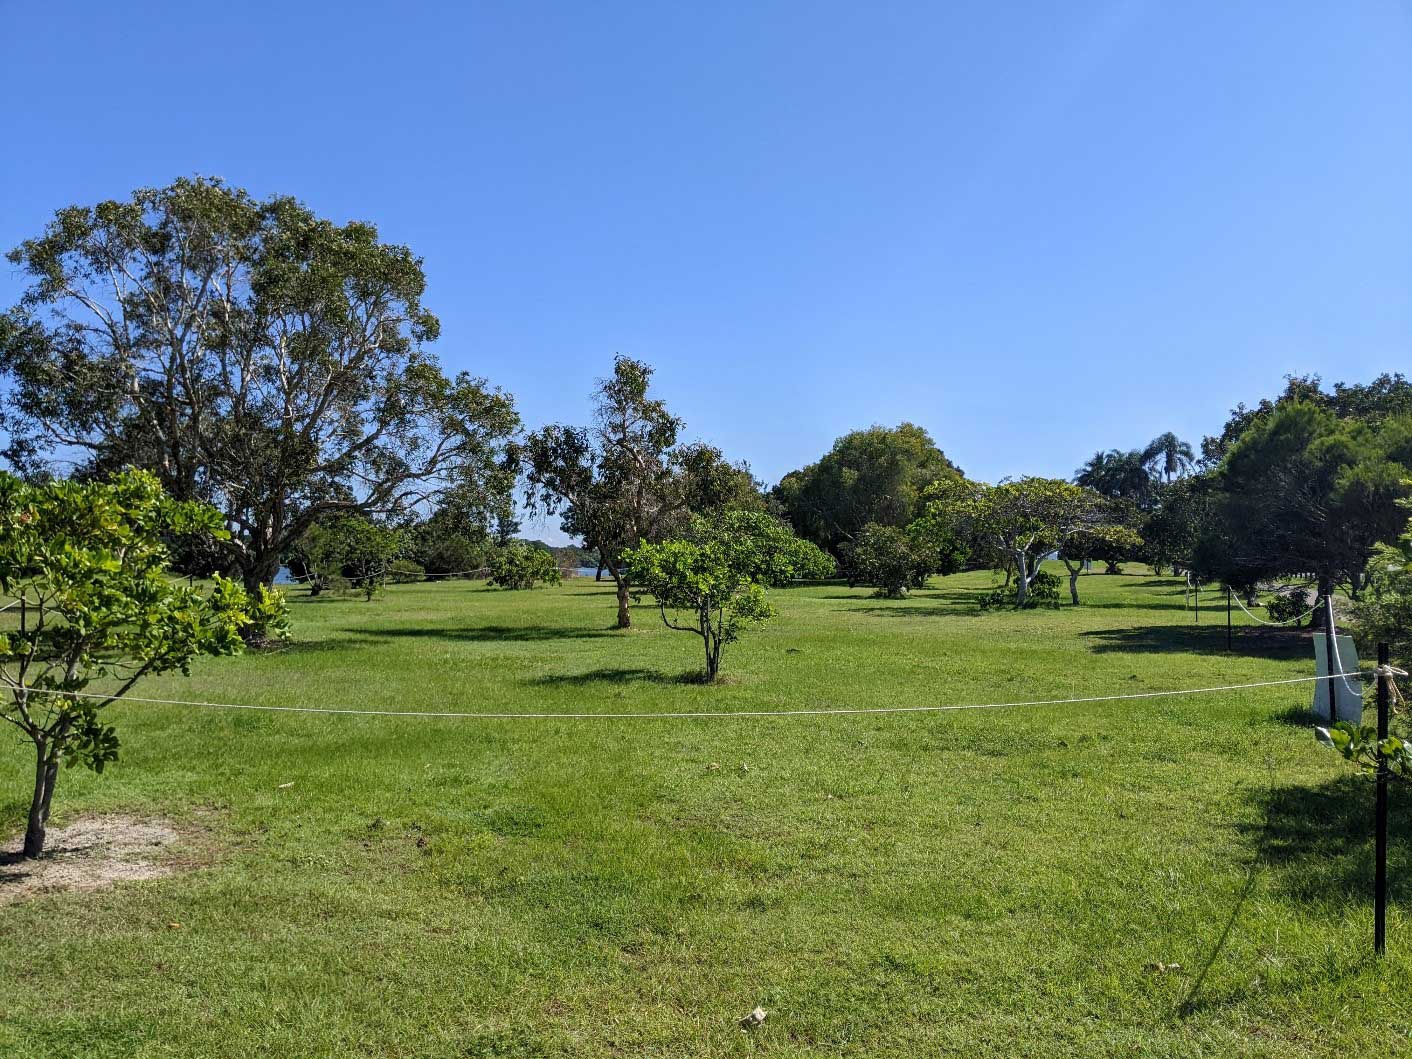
[1,568,1409,1058]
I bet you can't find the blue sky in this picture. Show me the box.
[2,2,1409,543]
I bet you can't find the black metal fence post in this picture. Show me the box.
[1376,642,1390,955]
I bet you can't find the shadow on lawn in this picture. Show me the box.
[1176,775,1404,1016]
[1242,775,1412,906]
[341,624,619,643]
[1080,624,1307,660]
[532,666,704,686]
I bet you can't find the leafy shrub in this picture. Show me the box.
[388,559,425,584]
[844,523,928,598]
[978,569,1062,610]
[1266,587,1311,626]
[488,543,562,590]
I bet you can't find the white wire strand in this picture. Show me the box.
[2,672,1365,722]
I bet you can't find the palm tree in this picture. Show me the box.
[1141,432,1195,484]
[1075,449,1153,503]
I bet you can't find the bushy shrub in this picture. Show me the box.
[388,559,425,584]
[844,523,928,598]
[1266,587,1311,626]
[488,543,562,590]
[978,569,1062,610]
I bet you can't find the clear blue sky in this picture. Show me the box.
[2,2,1409,543]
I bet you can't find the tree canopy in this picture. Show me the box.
[0,470,287,857]
[773,423,962,556]
[0,176,519,593]
[1198,401,1412,606]
[523,355,755,628]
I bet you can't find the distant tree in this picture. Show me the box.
[0,470,287,858]
[299,516,408,600]
[1139,478,1213,577]
[623,511,827,680]
[1200,402,1412,623]
[917,478,1094,608]
[0,177,519,596]
[1057,515,1144,604]
[1141,432,1195,484]
[1075,449,1156,507]
[487,542,561,590]
[773,423,962,556]
[839,523,923,598]
[524,356,749,628]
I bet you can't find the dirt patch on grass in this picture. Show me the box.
[0,815,188,904]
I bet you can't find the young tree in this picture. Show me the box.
[523,356,749,628]
[623,511,830,680]
[0,177,519,595]
[772,423,963,556]
[487,542,562,590]
[299,516,408,600]
[843,523,931,598]
[0,470,287,858]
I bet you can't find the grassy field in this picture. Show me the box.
[1,568,1409,1058]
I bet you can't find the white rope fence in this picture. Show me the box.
[1,671,1369,722]
[1230,591,1317,628]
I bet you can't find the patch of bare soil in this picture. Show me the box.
[0,815,186,904]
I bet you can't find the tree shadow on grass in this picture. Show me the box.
[1080,624,1308,660]
[531,666,704,686]
[340,624,619,644]
[1240,775,1412,906]
[1174,774,1402,1017]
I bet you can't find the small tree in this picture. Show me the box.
[1057,511,1144,605]
[298,516,407,600]
[624,511,828,680]
[524,356,751,628]
[487,543,562,590]
[844,523,927,598]
[0,471,287,858]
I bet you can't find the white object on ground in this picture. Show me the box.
[1313,635,1362,723]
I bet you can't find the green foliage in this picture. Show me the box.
[0,469,286,856]
[1316,722,1412,783]
[1265,588,1312,626]
[524,356,753,627]
[0,176,519,590]
[300,516,408,601]
[1350,500,1412,668]
[388,559,426,585]
[487,543,562,590]
[1075,448,1157,507]
[773,423,963,556]
[978,568,1062,610]
[1201,401,1412,592]
[916,476,1103,607]
[624,511,824,679]
[843,523,929,598]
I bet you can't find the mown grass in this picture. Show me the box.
[1,567,1409,1058]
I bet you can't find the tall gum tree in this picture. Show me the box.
[0,177,519,593]
[524,356,753,628]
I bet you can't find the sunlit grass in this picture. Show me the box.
[1,567,1407,1057]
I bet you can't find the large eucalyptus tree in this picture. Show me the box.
[0,177,518,592]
